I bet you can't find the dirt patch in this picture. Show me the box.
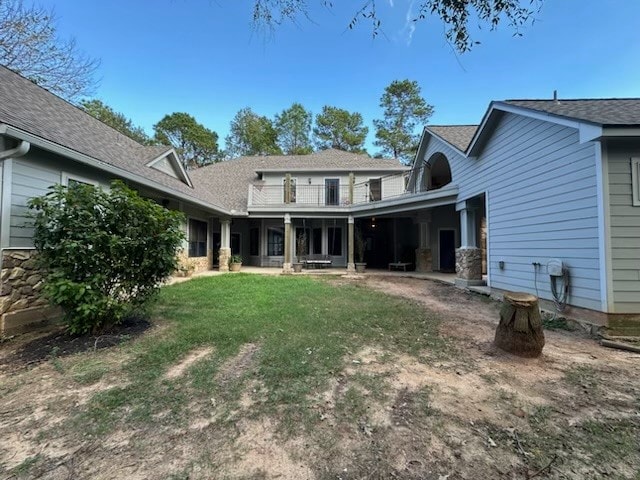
[219,417,314,479]
[216,342,260,386]
[1,277,638,479]
[165,346,214,379]
[0,315,151,370]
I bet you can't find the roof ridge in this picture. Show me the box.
[505,97,640,102]
[428,124,479,128]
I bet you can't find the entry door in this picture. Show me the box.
[439,230,456,272]
[325,179,339,205]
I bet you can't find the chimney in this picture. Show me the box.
[553,90,558,102]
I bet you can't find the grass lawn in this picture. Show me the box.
[77,274,446,437]
[1,274,639,479]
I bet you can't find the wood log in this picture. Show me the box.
[494,291,545,357]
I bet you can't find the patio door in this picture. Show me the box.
[439,229,456,272]
[325,179,339,206]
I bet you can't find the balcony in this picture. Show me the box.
[247,165,449,210]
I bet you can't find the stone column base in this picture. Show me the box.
[282,263,293,274]
[415,248,432,273]
[218,247,231,272]
[347,263,356,274]
[455,247,483,286]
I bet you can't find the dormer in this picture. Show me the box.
[146,147,193,187]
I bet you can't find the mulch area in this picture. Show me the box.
[0,316,151,370]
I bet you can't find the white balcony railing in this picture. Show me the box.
[248,166,438,208]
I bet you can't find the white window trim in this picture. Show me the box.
[61,172,100,187]
[632,157,640,207]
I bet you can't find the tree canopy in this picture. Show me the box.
[313,106,368,153]
[249,0,541,52]
[373,79,433,163]
[81,99,153,145]
[274,102,313,155]
[0,0,99,101]
[226,107,282,158]
[154,112,220,169]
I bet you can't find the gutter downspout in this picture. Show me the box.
[1,139,31,276]
[0,139,31,161]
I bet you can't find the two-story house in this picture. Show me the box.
[1,64,639,335]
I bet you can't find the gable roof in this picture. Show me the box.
[503,99,640,126]
[190,150,406,213]
[426,125,478,152]
[0,65,232,214]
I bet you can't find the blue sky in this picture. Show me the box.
[41,1,640,153]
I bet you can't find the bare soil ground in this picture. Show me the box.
[1,276,638,479]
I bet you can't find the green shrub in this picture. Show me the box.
[29,180,185,334]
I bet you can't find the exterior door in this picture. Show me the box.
[439,229,456,272]
[325,179,339,205]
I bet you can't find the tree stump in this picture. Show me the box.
[494,292,545,357]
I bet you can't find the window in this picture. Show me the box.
[328,226,342,256]
[188,219,207,257]
[369,178,381,201]
[295,227,310,258]
[62,172,99,187]
[283,177,297,203]
[231,233,241,255]
[267,227,284,256]
[249,228,259,256]
[312,228,322,254]
[633,158,640,207]
[325,179,339,205]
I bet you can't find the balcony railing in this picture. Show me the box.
[248,165,440,208]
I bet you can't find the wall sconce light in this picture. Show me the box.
[371,217,376,228]
[498,260,505,270]
[308,178,312,184]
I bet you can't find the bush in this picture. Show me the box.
[29,180,185,334]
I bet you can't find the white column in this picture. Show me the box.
[218,218,231,272]
[282,213,293,274]
[347,215,355,273]
[460,207,477,248]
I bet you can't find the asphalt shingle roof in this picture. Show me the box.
[504,99,640,126]
[190,150,406,213]
[426,125,478,151]
[0,66,230,212]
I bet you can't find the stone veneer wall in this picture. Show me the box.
[177,249,214,274]
[0,249,61,335]
[1,250,47,316]
[455,247,482,281]
[415,248,432,272]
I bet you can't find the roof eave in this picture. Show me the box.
[0,123,235,217]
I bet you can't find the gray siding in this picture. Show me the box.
[606,140,640,313]
[8,148,112,247]
[151,156,180,179]
[421,112,602,311]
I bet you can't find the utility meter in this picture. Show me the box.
[547,259,564,277]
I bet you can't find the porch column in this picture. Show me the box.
[455,202,482,286]
[219,218,231,272]
[415,212,432,272]
[282,213,293,274]
[347,215,356,273]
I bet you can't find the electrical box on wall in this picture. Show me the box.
[547,259,563,277]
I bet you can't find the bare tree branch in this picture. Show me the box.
[0,0,100,102]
